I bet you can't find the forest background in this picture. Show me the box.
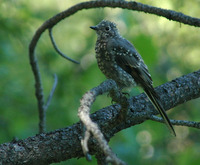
[0,0,200,164]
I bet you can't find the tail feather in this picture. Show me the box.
[144,87,176,136]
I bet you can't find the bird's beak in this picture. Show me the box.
[90,26,98,30]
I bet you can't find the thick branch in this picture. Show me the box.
[1,70,200,164]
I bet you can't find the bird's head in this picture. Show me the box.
[90,20,120,39]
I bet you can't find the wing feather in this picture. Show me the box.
[107,37,176,136]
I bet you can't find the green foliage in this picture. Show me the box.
[0,0,200,164]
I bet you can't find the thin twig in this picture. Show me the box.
[149,115,200,129]
[48,28,80,64]
[44,74,58,111]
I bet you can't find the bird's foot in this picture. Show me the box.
[121,92,130,97]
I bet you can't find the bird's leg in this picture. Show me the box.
[108,86,129,104]
[119,87,130,97]
[108,88,129,121]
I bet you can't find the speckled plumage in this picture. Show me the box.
[90,20,176,136]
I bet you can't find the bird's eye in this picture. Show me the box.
[105,26,110,31]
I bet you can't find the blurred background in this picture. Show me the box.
[0,0,200,164]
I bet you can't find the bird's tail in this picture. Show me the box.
[144,87,176,136]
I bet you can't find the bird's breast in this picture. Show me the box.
[95,41,136,88]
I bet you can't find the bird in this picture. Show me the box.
[90,20,176,136]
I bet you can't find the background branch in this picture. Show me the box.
[1,70,199,164]
[48,28,80,64]
[44,74,58,111]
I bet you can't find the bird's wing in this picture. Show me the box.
[107,37,153,88]
[107,37,176,136]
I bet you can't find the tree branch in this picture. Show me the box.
[1,70,200,164]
